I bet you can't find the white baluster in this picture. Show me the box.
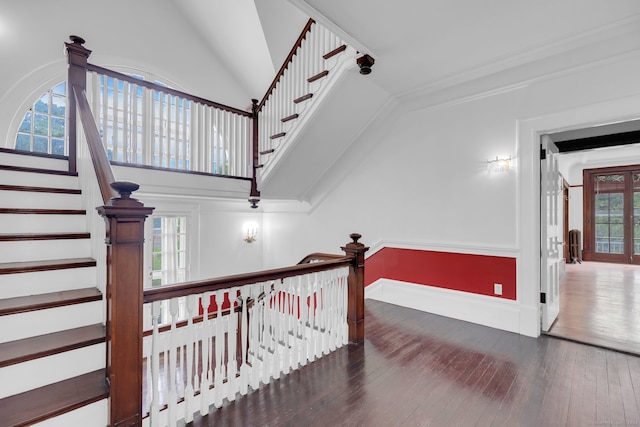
[226,289,238,401]
[150,301,161,427]
[167,298,179,425]
[239,287,249,396]
[122,80,129,162]
[199,292,211,416]
[213,290,224,408]
[184,294,196,423]
[269,280,279,381]
[182,100,189,170]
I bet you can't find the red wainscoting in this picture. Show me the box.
[365,247,516,300]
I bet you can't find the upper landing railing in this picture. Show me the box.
[64,19,369,206]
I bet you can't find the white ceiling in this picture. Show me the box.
[1,0,639,108]
[297,0,640,97]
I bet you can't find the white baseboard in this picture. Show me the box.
[365,278,537,337]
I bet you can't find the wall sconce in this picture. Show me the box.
[488,156,512,173]
[243,222,258,243]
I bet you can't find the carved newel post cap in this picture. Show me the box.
[69,35,86,45]
[350,233,362,244]
[356,54,375,75]
[110,180,139,199]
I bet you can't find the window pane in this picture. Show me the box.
[33,136,48,153]
[19,112,32,132]
[16,133,30,151]
[33,114,48,136]
[34,93,49,113]
[52,82,66,96]
[51,117,65,138]
[51,95,66,117]
[595,192,625,254]
[52,139,65,155]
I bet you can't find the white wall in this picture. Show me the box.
[262,50,640,336]
[0,0,253,149]
[138,195,264,282]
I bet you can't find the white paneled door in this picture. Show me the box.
[540,134,562,331]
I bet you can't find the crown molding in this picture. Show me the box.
[398,14,640,111]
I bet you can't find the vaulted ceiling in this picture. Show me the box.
[1,0,639,109]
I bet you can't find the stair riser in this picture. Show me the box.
[0,239,91,263]
[0,267,97,299]
[0,343,105,399]
[32,399,108,427]
[0,213,87,233]
[0,190,83,209]
[0,152,69,171]
[0,169,79,189]
[0,301,103,343]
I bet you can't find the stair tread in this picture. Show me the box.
[0,147,68,161]
[0,323,105,367]
[308,70,329,83]
[0,257,96,275]
[0,369,108,427]
[0,184,80,194]
[270,132,286,139]
[0,288,102,316]
[0,208,85,215]
[323,44,347,60]
[293,93,313,104]
[0,232,90,242]
[0,164,77,177]
[281,113,299,123]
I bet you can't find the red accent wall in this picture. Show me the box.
[365,247,516,300]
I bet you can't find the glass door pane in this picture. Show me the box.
[634,174,640,256]
[595,192,625,254]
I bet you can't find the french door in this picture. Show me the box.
[583,165,640,264]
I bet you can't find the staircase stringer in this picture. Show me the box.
[258,45,358,187]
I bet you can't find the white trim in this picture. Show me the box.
[366,239,519,259]
[398,14,640,108]
[366,278,527,336]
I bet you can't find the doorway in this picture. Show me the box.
[543,122,640,353]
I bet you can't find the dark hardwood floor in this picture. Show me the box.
[547,261,640,355]
[187,299,640,427]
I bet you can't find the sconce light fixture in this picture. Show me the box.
[243,222,258,243]
[488,156,512,173]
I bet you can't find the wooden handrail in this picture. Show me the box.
[257,18,315,112]
[143,256,352,303]
[298,253,348,264]
[86,63,252,118]
[72,85,117,203]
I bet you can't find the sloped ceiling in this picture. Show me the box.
[170,0,308,100]
[296,0,640,97]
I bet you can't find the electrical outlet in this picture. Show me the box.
[494,283,503,295]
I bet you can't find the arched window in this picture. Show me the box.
[15,82,67,155]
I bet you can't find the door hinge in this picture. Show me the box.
[540,292,546,304]
[540,145,546,160]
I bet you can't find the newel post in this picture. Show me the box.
[342,233,369,344]
[248,98,261,208]
[97,181,154,427]
[65,35,91,174]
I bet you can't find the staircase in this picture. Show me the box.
[0,149,108,426]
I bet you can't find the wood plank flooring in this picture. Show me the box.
[547,261,640,355]
[187,299,640,427]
